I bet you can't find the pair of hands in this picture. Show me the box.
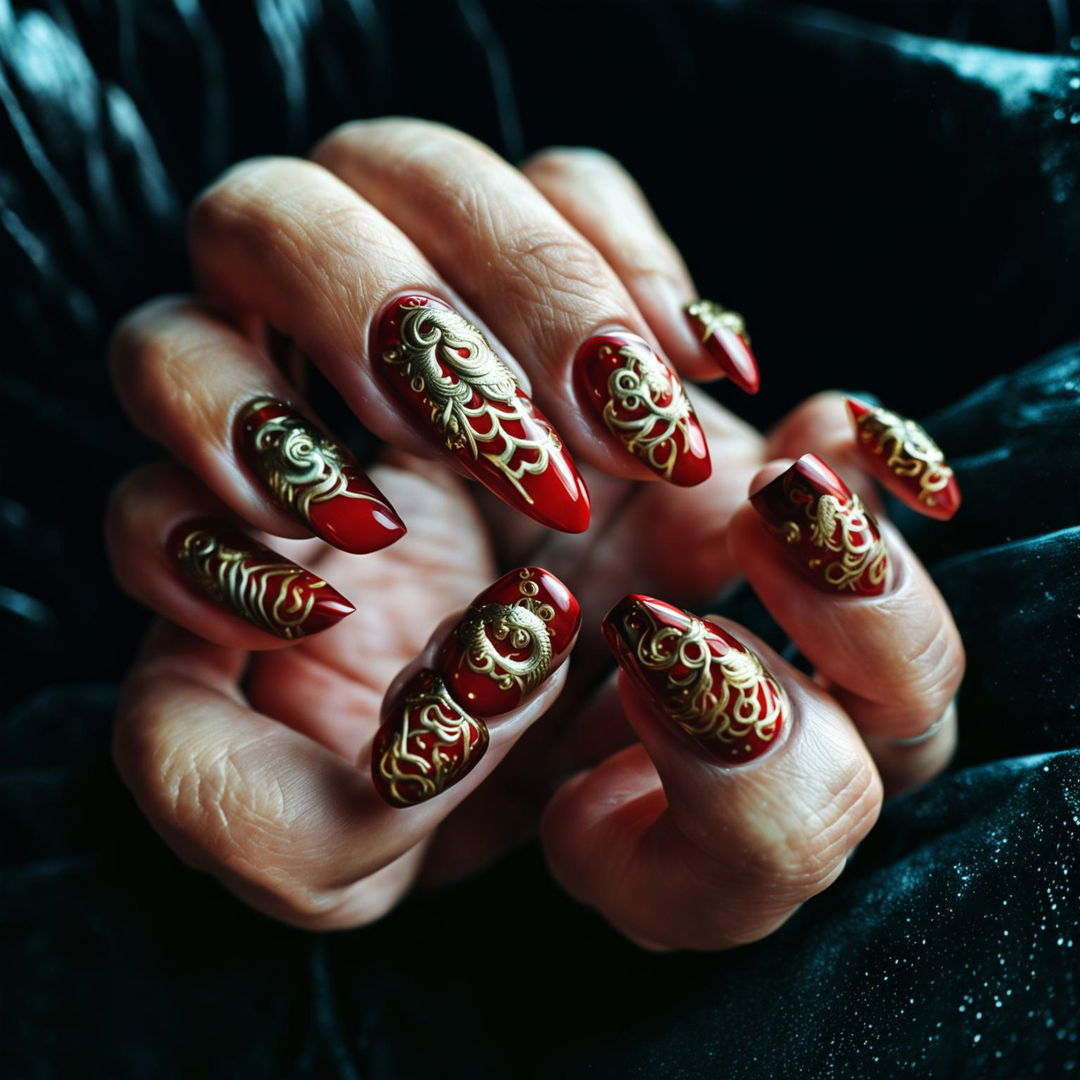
[106,119,964,950]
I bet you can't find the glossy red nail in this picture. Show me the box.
[574,331,711,486]
[750,453,888,596]
[683,299,760,394]
[374,295,590,533]
[170,519,354,638]
[371,669,489,808]
[601,595,786,764]
[846,398,962,521]
[239,399,406,554]
[434,566,580,717]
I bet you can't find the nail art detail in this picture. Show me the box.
[846,398,961,520]
[375,295,590,532]
[170,520,354,638]
[372,670,490,808]
[435,567,580,717]
[684,299,760,394]
[750,453,888,596]
[239,399,405,554]
[602,595,786,764]
[574,332,711,486]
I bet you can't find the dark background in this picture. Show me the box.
[2,2,1079,1076]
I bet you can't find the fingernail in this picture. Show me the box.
[750,453,888,596]
[573,331,711,486]
[170,519,355,638]
[846,398,962,521]
[683,299,760,394]
[434,566,580,716]
[601,594,787,764]
[239,398,406,554]
[375,295,591,533]
[371,670,489,808]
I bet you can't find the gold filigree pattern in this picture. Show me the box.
[600,343,693,480]
[854,405,954,508]
[787,492,888,591]
[382,304,561,504]
[627,603,784,747]
[685,299,751,347]
[244,402,373,522]
[459,569,555,695]
[376,675,489,807]
[176,529,323,637]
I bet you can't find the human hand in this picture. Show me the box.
[105,121,964,944]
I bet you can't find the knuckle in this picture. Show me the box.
[188,156,318,249]
[526,145,626,181]
[744,759,881,899]
[497,224,607,309]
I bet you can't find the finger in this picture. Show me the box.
[312,119,715,489]
[116,567,580,930]
[541,598,882,951]
[189,156,589,533]
[730,453,964,791]
[768,390,962,520]
[110,296,406,555]
[522,146,759,393]
[106,461,355,650]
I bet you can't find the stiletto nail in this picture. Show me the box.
[846,398,961,520]
[434,566,580,717]
[683,299,760,394]
[574,331,711,486]
[374,295,590,533]
[239,399,406,554]
[170,519,354,638]
[750,453,888,596]
[601,595,786,764]
[371,670,489,808]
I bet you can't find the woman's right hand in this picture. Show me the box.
[106,120,964,943]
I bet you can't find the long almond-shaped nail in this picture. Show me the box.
[574,331,711,486]
[372,670,489,808]
[846,398,962,520]
[375,295,590,533]
[434,566,580,716]
[239,398,406,554]
[683,299,760,394]
[750,453,888,596]
[170,519,354,638]
[373,566,579,806]
[601,594,786,764]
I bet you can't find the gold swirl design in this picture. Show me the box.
[245,402,374,523]
[685,299,751,347]
[376,675,489,807]
[383,304,561,504]
[601,343,693,479]
[459,569,555,695]
[854,405,954,508]
[628,603,784,747]
[801,493,888,591]
[177,530,322,637]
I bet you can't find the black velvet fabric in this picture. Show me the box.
[2,1,1079,1076]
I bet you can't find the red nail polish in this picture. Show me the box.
[750,453,888,596]
[601,595,786,764]
[170,519,355,638]
[434,567,580,717]
[239,399,406,554]
[846,398,961,521]
[374,295,590,533]
[683,300,760,394]
[574,332,711,486]
[371,670,489,808]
